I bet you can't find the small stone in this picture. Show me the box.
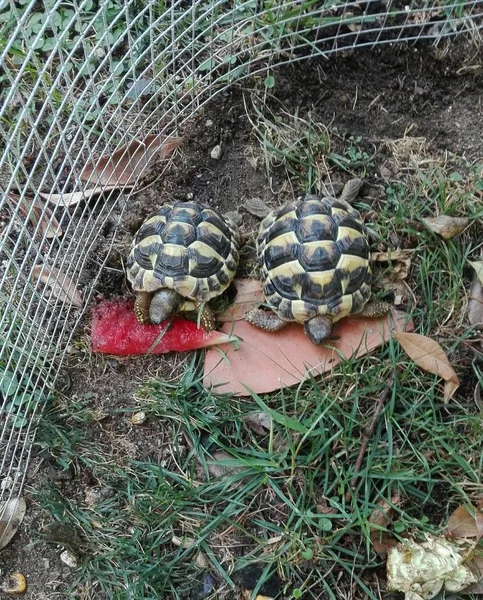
[131,411,146,426]
[380,165,392,181]
[2,572,27,594]
[210,144,222,160]
[84,487,101,507]
[205,119,213,127]
[185,192,194,200]
[0,477,14,491]
[60,549,78,569]
[225,211,243,226]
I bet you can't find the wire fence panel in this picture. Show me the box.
[0,0,482,529]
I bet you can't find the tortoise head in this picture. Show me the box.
[304,315,333,345]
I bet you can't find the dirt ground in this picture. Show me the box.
[1,38,482,599]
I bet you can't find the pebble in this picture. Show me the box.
[205,119,213,127]
[60,549,78,569]
[210,144,222,160]
[225,211,243,226]
[0,477,14,491]
[131,411,147,426]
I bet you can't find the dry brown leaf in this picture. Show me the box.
[393,332,460,403]
[446,505,483,540]
[32,265,83,308]
[467,260,483,330]
[243,412,272,435]
[0,497,26,550]
[204,450,249,487]
[461,554,483,594]
[243,197,271,219]
[368,494,401,556]
[218,279,265,322]
[80,134,182,187]
[466,275,483,330]
[41,185,122,207]
[423,215,469,240]
[204,311,413,396]
[11,193,62,238]
[469,261,483,286]
[371,249,412,281]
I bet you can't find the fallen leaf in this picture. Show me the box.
[369,494,401,556]
[467,261,483,330]
[91,298,238,355]
[371,249,412,281]
[204,310,413,396]
[422,215,469,240]
[204,450,249,487]
[32,265,83,308]
[243,197,271,219]
[393,332,460,403]
[0,497,26,550]
[462,555,483,594]
[80,134,182,187]
[469,261,483,286]
[218,279,265,322]
[243,412,272,435]
[40,185,122,207]
[11,193,62,238]
[446,505,483,540]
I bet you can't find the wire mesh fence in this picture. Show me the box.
[0,0,482,534]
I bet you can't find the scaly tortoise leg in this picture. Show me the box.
[196,302,217,331]
[134,291,152,324]
[245,307,289,332]
[358,300,391,319]
[181,302,217,331]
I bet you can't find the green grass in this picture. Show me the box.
[29,77,483,600]
[32,344,483,599]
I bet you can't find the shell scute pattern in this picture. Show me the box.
[126,201,240,302]
[257,197,372,324]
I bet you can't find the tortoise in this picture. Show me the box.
[245,179,389,345]
[126,200,241,330]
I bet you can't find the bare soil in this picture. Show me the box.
[1,39,482,599]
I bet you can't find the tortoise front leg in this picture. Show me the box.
[181,302,217,331]
[196,302,217,331]
[134,291,152,324]
[245,307,288,332]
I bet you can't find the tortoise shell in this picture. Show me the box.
[126,201,240,302]
[256,195,372,324]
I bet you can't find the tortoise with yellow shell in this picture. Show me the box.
[245,179,388,344]
[126,201,241,330]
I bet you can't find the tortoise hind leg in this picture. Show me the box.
[358,300,391,318]
[245,308,288,332]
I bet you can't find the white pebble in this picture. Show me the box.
[131,411,146,426]
[60,549,78,568]
[210,144,222,160]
